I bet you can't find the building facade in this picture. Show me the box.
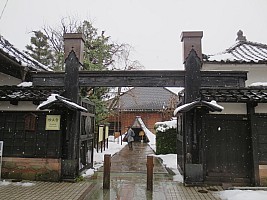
[175,31,267,186]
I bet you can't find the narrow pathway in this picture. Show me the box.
[85,142,223,200]
[108,142,167,173]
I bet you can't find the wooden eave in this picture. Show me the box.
[0,51,29,80]
[0,86,65,101]
[200,87,267,103]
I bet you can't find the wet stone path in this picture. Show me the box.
[85,142,222,200]
[108,142,167,174]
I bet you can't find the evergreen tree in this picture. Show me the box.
[25,31,53,66]
[26,18,142,126]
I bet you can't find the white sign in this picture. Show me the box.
[0,141,3,156]
[45,115,61,130]
[0,141,3,180]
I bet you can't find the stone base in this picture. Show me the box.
[259,165,267,186]
[2,157,61,182]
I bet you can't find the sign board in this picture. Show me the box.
[45,115,61,130]
[114,132,120,139]
[0,141,3,180]
[0,141,3,156]
[98,126,104,142]
[139,131,145,136]
[105,126,109,139]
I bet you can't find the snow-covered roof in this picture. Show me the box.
[249,82,267,87]
[0,35,51,71]
[173,100,223,116]
[204,31,267,64]
[17,82,33,87]
[37,94,87,112]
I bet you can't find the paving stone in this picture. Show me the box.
[0,143,223,199]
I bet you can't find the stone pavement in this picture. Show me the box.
[0,180,94,200]
[0,142,223,199]
[84,142,223,199]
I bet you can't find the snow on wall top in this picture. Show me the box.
[0,35,51,71]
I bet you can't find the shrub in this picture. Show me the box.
[155,128,176,155]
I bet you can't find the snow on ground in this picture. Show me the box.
[82,135,127,177]
[219,189,267,200]
[145,130,156,152]
[82,130,267,200]
[154,153,183,182]
[0,180,35,187]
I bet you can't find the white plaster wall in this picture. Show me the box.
[0,72,22,86]
[0,101,38,111]
[210,103,247,114]
[255,103,267,113]
[202,63,267,86]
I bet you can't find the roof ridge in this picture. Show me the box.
[204,39,267,63]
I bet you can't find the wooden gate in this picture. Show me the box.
[79,99,95,172]
[203,114,252,184]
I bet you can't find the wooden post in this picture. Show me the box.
[103,154,111,189]
[147,155,154,191]
[184,49,202,166]
[61,51,81,179]
[247,103,260,186]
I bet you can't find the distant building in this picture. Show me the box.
[107,87,180,134]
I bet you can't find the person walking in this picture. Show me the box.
[125,126,135,150]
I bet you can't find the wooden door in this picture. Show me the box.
[204,115,252,182]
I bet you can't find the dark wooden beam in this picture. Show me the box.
[247,103,260,186]
[32,70,247,88]
[201,71,247,87]
[79,70,185,87]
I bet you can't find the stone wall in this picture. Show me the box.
[259,165,267,186]
[2,157,61,182]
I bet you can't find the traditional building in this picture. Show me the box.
[175,31,267,186]
[107,87,179,135]
[0,34,94,181]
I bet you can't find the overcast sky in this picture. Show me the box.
[0,0,267,70]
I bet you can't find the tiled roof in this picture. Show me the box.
[203,31,267,64]
[0,35,50,71]
[0,86,64,101]
[204,41,267,64]
[112,87,179,111]
[200,88,267,103]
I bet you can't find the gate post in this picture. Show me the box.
[147,155,154,191]
[103,154,111,189]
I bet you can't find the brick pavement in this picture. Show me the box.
[85,172,222,200]
[0,143,224,199]
[0,180,94,200]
